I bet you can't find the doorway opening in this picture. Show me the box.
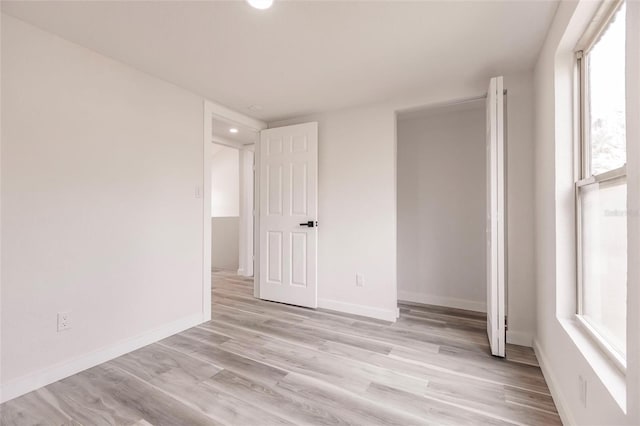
[203,101,266,319]
[395,78,507,357]
[210,142,242,273]
[202,102,319,315]
[210,116,257,282]
[396,97,487,311]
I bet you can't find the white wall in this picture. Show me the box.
[269,71,536,331]
[627,2,640,422]
[503,72,537,347]
[533,1,640,424]
[1,15,205,401]
[270,105,398,321]
[211,144,239,217]
[397,103,487,312]
[1,13,4,401]
[211,217,239,271]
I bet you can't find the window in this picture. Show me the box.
[576,0,627,368]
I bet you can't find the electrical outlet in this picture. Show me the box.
[57,312,71,332]
[356,273,364,287]
[578,375,587,407]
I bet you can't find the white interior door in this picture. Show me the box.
[486,76,506,357]
[258,122,318,308]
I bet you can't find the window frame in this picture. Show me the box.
[574,0,627,373]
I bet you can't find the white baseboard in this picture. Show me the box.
[318,298,397,322]
[397,290,486,313]
[533,339,575,426]
[0,313,204,404]
[506,330,534,347]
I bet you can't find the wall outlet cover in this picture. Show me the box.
[57,312,71,332]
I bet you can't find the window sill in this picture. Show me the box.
[558,316,627,412]
[574,315,626,372]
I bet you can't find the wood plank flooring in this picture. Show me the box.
[0,270,561,425]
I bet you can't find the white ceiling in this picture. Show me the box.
[2,1,558,122]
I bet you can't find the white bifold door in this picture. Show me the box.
[258,122,318,308]
[486,76,506,357]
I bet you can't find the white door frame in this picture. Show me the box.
[394,89,507,352]
[202,100,266,320]
[238,146,255,278]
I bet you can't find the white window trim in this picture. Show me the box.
[560,317,627,411]
[574,0,628,373]
[575,314,627,372]
[574,167,627,373]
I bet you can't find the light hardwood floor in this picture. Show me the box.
[0,270,561,425]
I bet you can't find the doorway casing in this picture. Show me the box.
[203,100,267,320]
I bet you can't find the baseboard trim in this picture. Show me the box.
[533,339,575,426]
[318,298,397,322]
[506,330,534,347]
[0,312,204,404]
[397,290,486,313]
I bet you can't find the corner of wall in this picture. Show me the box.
[506,330,534,347]
[0,313,204,404]
[533,339,577,426]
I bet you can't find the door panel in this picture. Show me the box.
[267,231,283,283]
[291,163,308,215]
[258,122,318,308]
[266,165,281,214]
[291,232,308,286]
[486,76,506,357]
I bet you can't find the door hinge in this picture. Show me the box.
[505,316,508,331]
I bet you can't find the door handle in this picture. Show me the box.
[299,221,318,228]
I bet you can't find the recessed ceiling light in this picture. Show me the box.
[229,128,239,134]
[247,0,273,10]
